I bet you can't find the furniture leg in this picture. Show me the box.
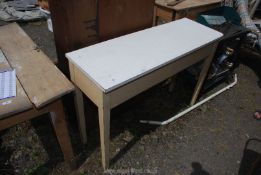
[153,6,158,26]
[175,11,185,20]
[155,6,174,23]
[98,94,111,169]
[50,99,74,162]
[74,87,87,144]
[190,44,217,105]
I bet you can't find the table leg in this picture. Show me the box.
[50,99,74,162]
[153,6,158,26]
[98,94,111,169]
[175,10,186,20]
[74,87,87,144]
[190,44,218,105]
[155,5,174,23]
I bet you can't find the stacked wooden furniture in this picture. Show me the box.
[67,18,223,169]
[0,23,74,162]
[154,0,221,25]
[49,0,155,77]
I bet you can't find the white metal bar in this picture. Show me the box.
[140,74,238,125]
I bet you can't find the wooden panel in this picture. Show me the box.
[99,0,154,40]
[174,0,221,11]
[49,0,99,76]
[0,50,12,72]
[66,18,223,93]
[156,5,174,21]
[155,0,221,10]
[0,23,74,108]
[0,50,32,119]
[0,79,32,120]
[175,3,220,20]
[69,62,103,107]
[0,108,44,130]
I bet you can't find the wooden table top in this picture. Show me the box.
[0,50,32,119]
[0,23,75,119]
[66,18,222,93]
[155,0,221,11]
[0,23,74,109]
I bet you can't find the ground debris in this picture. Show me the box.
[1,121,48,174]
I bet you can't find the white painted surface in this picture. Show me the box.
[66,18,223,93]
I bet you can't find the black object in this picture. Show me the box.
[238,139,261,175]
[204,22,249,90]
[187,7,249,92]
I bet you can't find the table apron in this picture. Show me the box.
[69,61,104,107]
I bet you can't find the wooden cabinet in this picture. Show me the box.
[99,0,154,41]
[49,0,154,76]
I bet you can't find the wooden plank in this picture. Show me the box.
[174,0,221,11]
[155,0,221,10]
[66,18,223,93]
[0,108,45,130]
[175,3,221,20]
[99,0,154,41]
[0,23,75,108]
[0,79,32,119]
[0,50,32,119]
[0,50,11,72]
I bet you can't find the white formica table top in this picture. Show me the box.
[66,18,223,93]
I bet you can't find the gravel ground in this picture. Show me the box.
[0,21,260,175]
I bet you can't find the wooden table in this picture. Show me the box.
[66,18,223,169]
[154,0,221,25]
[0,23,75,162]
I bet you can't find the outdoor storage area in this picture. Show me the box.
[0,0,261,175]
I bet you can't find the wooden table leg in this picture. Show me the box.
[50,99,74,162]
[190,43,218,105]
[98,94,111,169]
[74,87,87,144]
[175,10,186,20]
[155,5,174,24]
[153,6,158,26]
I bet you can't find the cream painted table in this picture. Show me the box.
[66,18,223,169]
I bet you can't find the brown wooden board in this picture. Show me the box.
[0,23,74,108]
[156,0,221,10]
[174,0,221,11]
[49,0,99,76]
[0,50,32,119]
[99,0,154,41]
[49,0,154,74]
